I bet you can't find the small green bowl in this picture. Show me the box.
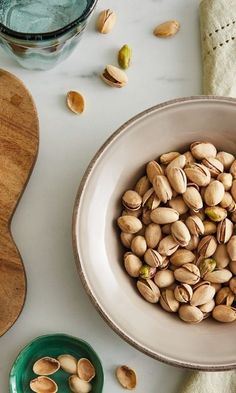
[9,333,104,393]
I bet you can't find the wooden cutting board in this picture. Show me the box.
[0,70,39,337]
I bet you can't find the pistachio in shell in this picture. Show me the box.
[160,289,179,312]
[120,232,135,248]
[226,235,236,261]
[117,216,142,234]
[190,282,215,307]
[58,354,77,374]
[144,248,163,267]
[197,235,217,258]
[202,157,224,177]
[69,375,92,393]
[137,279,160,303]
[229,277,236,295]
[134,175,150,197]
[158,235,179,256]
[124,253,142,277]
[160,151,180,165]
[154,269,175,288]
[170,249,195,266]
[174,263,200,285]
[204,180,225,206]
[131,235,147,257]
[183,187,203,211]
[101,65,128,88]
[146,160,163,183]
[122,190,142,211]
[204,269,232,284]
[77,358,96,382]
[179,304,203,324]
[215,287,234,306]
[167,166,187,194]
[205,206,227,222]
[30,377,58,393]
[150,207,179,225]
[217,151,235,170]
[168,196,188,215]
[190,141,217,160]
[217,218,233,244]
[217,172,233,191]
[184,163,211,186]
[33,357,60,376]
[145,223,162,248]
[171,220,191,246]
[174,284,193,303]
[185,215,204,237]
[116,365,137,390]
[152,175,172,203]
[212,305,236,323]
[139,265,156,279]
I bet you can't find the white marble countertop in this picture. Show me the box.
[0,0,201,391]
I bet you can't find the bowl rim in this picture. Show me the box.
[0,0,98,41]
[72,95,236,371]
[9,333,104,392]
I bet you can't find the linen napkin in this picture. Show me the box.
[179,370,236,393]
[199,0,236,96]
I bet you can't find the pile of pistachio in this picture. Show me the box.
[117,141,236,324]
[30,355,95,393]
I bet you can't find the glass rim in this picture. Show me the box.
[0,0,98,41]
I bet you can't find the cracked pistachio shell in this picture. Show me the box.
[190,141,217,160]
[217,151,235,170]
[118,44,132,69]
[215,287,234,306]
[197,235,217,257]
[231,179,236,201]
[142,207,152,225]
[116,365,137,390]
[77,358,96,382]
[97,9,116,33]
[179,305,203,323]
[212,305,236,322]
[152,175,172,203]
[202,157,224,177]
[185,215,204,237]
[150,207,179,225]
[217,218,233,244]
[137,279,160,303]
[167,166,187,194]
[198,258,216,278]
[134,175,151,197]
[57,354,77,374]
[185,235,199,251]
[30,377,58,393]
[171,220,191,246]
[227,236,236,261]
[124,253,142,277]
[160,151,180,165]
[101,65,128,88]
[153,20,180,38]
[131,235,147,257]
[146,160,163,183]
[204,269,232,283]
[204,180,225,206]
[230,160,236,178]
[174,284,193,303]
[122,190,142,211]
[33,357,60,376]
[203,221,217,235]
[158,235,179,256]
[183,187,203,211]
[166,154,186,172]
[144,248,163,267]
[190,282,215,306]
[139,264,156,279]
[117,216,142,234]
[205,206,227,222]
[229,261,236,274]
[174,263,200,285]
[142,188,160,210]
[154,269,175,288]
[145,223,162,248]
[170,249,195,266]
[120,232,135,248]
[69,375,92,393]
[217,173,233,191]
[184,163,211,187]
[168,196,188,215]
[229,277,236,295]
[160,289,179,312]
[220,192,233,209]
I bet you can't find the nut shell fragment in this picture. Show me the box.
[77,358,96,382]
[67,91,85,114]
[69,375,92,393]
[33,357,60,376]
[116,365,137,390]
[58,354,77,374]
[30,376,58,393]
[153,20,180,38]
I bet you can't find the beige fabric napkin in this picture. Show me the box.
[199,0,236,96]
[179,371,236,393]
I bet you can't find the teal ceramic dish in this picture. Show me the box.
[9,333,104,393]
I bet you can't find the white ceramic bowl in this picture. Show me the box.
[73,96,236,370]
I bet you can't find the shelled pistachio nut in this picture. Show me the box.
[97,9,116,33]
[118,44,132,69]
[124,253,143,277]
[217,173,233,191]
[122,190,142,211]
[190,281,215,306]
[215,287,234,306]
[227,236,236,261]
[152,175,172,203]
[190,142,217,160]
[142,188,160,210]
[197,235,217,257]
[217,218,233,244]
[204,269,232,284]
[167,166,187,194]
[150,207,179,225]
[185,215,204,236]
[205,206,227,222]
[101,65,128,88]
[134,175,150,197]
[202,157,224,177]
[212,305,236,322]
[174,284,193,303]
[174,263,200,285]
[30,377,58,393]
[158,235,179,256]
[171,220,191,246]
[183,187,203,211]
[170,249,195,266]
[146,160,163,183]
[145,223,162,248]
[139,264,156,279]
[184,163,211,187]
[153,20,180,38]
[217,151,235,170]
[154,269,175,288]
[160,289,179,312]
[137,279,160,303]
[179,304,203,323]
[144,248,163,267]
[160,151,180,165]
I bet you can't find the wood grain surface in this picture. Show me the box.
[0,69,39,336]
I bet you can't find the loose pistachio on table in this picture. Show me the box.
[117,142,236,324]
